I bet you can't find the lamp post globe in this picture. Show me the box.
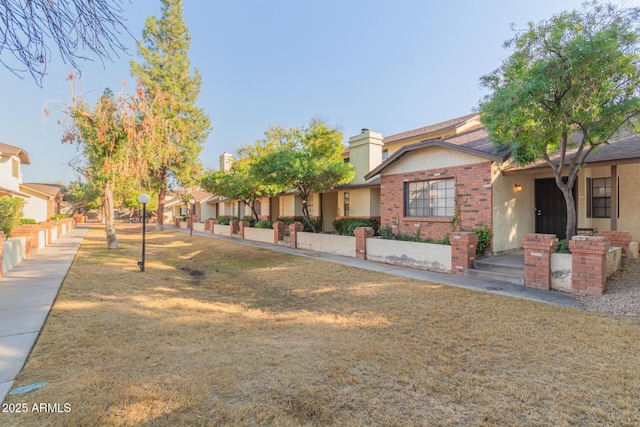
[137,193,150,272]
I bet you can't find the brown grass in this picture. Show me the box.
[3,225,640,426]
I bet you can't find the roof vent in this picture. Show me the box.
[361,128,370,133]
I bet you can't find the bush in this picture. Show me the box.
[376,225,450,245]
[216,216,239,225]
[472,224,492,257]
[556,239,570,253]
[333,218,380,236]
[0,196,25,237]
[20,218,37,225]
[240,216,256,226]
[50,213,67,220]
[277,216,322,232]
[254,220,272,229]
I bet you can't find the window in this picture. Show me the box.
[344,192,350,216]
[404,178,454,217]
[587,177,619,219]
[382,149,388,161]
[12,159,19,178]
[306,195,313,215]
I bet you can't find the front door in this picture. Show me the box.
[535,178,576,239]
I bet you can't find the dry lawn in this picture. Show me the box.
[3,225,640,426]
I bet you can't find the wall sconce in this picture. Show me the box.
[514,184,522,192]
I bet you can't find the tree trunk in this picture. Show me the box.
[249,201,259,223]
[103,181,118,249]
[156,167,168,231]
[300,194,317,233]
[562,187,577,242]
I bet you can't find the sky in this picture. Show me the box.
[1,0,638,185]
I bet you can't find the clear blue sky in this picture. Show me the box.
[1,0,636,184]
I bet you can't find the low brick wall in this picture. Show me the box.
[193,222,205,233]
[366,238,451,272]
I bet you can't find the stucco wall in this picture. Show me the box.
[337,188,380,218]
[551,253,572,292]
[0,155,22,192]
[243,227,275,244]
[213,224,231,236]
[295,232,356,257]
[22,193,48,222]
[382,146,485,175]
[366,238,451,272]
[3,237,25,273]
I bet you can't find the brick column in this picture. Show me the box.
[239,221,250,239]
[29,224,41,253]
[289,223,304,248]
[354,227,375,259]
[230,220,239,236]
[450,232,478,274]
[522,234,556,290]
[0,231,5,278]
[273,221,286,244]
[600,231,632,257]
[569,236,610,296]
[210,219,219,234]
[204,219,212,232]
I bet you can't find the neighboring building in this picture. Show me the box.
[165,189,216,223]
[20,183,62,222]
[0,142,31,198]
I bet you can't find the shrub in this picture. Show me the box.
[216,216,239,225]
[20,218,37,225]
[50,213,67,220]
[556,239,570,253]
[277,216,322,232]
[333,218,380,236]
[240,216,256,226]
[376,225,450,245]
[472,224,492,257]
[254,220,272,229]
[0,196,25,237]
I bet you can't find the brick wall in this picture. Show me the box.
[379,161,493,245]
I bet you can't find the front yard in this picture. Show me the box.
[3,225,640,426]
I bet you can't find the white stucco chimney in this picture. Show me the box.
[347,129,384,184]
[219,152,234,172]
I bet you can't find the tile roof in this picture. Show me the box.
[382,113,479,145]
[0,142,30,164]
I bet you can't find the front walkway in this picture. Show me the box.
[174,227,578,309]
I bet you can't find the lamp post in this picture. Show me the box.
[137,193,151,272]
[189,198,195,236]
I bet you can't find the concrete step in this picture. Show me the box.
[466,268,525,286]
[474,255,525,276]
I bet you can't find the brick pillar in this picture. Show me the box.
[273,221,286,244]
[600,231,632,257]
[29,225,41,253]
[10,225,34,258]
[289,223,304,248]
[0,231,5,278]
[522,234,556,290]
[354,227,375,259]
[239,221,250,239]
[204,219,212,232]
[230,220,239,236]
[450,232,478,274]
[210,219,219,234]
[569,236,611,296]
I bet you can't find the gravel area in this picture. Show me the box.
[579,258,640,317]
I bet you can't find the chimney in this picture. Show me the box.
[219,152,234,172]
[348,129,383,184]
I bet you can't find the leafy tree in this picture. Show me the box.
[255,119,355,232]
[202,155,278,223]
[479,1,640,240]
[130,0,211,231]
[0,196,25,237]
[0,0,130,85]
[61,78,175,248]
[65,180,102,213]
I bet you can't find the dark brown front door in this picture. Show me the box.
[535,178,576,240]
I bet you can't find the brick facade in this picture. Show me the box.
[379,161,493,246]
[450,232,478,274]
[569,236,610,296]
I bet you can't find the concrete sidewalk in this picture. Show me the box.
[0,226,87,403]
[177,227,579,309]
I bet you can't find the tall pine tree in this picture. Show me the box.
[131,0,211,230]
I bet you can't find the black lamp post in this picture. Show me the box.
[189,198,195,236]
[137,193,151,272]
